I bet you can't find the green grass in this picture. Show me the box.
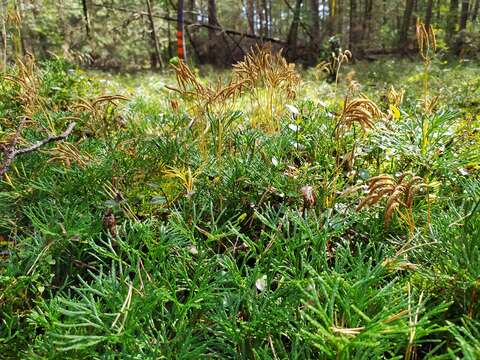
[0,56,479,359]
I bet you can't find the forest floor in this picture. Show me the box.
[0,54,479,358]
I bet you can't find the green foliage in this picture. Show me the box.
[1,57,479,359]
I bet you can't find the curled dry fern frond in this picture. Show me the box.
[168,59,246,108]
[232,44,300,99]
[336,96,383,134]
[74,95,128,137]
[315,49,352,86]
[356,172,429,228]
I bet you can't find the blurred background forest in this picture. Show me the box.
[1,0,479,70]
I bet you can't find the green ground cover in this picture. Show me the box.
[0,53,479,358]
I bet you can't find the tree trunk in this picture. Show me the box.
[321,0,327,19]
[208,0,219,64]
[399,0,415,48]
[349,0,358,52]
[246,0,255,34]
[257,0,266,36]
[361,0,373,44]
[14,0,29,56]
[167,3,173,59]
[286,0,303,60]
[472,0,480,23]
[187,0,195,23]
[177,0,187,61]
[268,0,273,36]
[57,0,71,59]
[81,0,91,38]
[327,0,336,36]
[336,0,343,35]
[146,0,162,69]
[262,0,270,37]
[446,0,459,45]
[460,0,470,30]
[457,0,470,55]
[1,0,7,69]
[310,0,320,44]
[436,0,442,22]
[425,0,434,28]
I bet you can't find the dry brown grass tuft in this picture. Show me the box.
[416,21,436,62]
[336,96,383,135]
[232,45,300,99]
[233,45,300,131]
[356,172,429,229]
[316,49,352,88]
[416,20,437,113]
[3,55,43,117]
[168,60,246,109]
[74,95,128,137]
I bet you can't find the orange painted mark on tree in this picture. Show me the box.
[177,31,184,59]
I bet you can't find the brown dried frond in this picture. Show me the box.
[74,95,128,111]
[169,59,210,98]
[316,60,333,75]
[3,55,44,116]
[356,173,429,229]
[346,71,361,94]
[386,86,405,106]
[168,60,246,108]
[74,95,128,137]
[91,95,129,107]
[315,49,352,83]
[44,141,92,168]
[232,45,300,99]
[338,50,352,65]
[416,20,436,61]
[420,95,440,114]
[337,96,383,134]
[6,8,22,26]
[348,81,362,95]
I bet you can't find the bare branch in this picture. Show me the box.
[16,122,76,155]
[0,121,76,176]
[0,117,28,176]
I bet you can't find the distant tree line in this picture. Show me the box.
[1,0,479,70]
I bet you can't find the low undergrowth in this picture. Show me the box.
[0,51,479,359]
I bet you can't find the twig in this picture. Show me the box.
[0,117,27,176]
[0,120,76,176]
[15,122,76,155]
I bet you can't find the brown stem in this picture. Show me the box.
[0,121,76,176]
